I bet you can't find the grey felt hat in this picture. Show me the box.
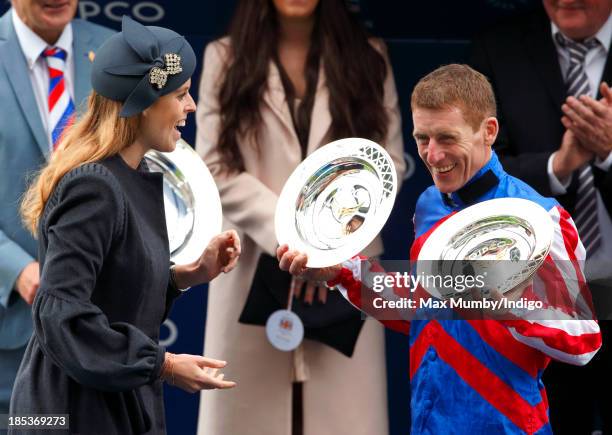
[91,15,196,117]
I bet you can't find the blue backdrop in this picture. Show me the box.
[0,1,539,433]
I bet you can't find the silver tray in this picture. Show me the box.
[275,138,397,267]
[416,198,553,300]
[145,139,222,264]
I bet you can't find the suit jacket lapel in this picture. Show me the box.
[523,11,565,112]
[597,38,612,98]
[262,61,295,135]
[72,20,94,107]
[307,62,331,154]
[261,60,332,154]
[0,13,48,158]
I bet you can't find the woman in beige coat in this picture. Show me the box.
[196,1,406,434]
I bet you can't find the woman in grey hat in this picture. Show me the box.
[10,16,238,434]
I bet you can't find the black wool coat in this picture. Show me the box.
[9,155,182,435]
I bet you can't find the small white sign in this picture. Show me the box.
[266,310,304,352]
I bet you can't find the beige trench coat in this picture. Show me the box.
[195,37,406,435]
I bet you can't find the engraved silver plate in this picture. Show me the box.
[276,138,397,267]
[145,139,222,264]
[416,198,554,300]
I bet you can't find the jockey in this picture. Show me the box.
[278,64,601,435]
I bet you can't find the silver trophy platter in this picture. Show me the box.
[145,139,222,265]
[416,198,554,300]
[275,138,397,268]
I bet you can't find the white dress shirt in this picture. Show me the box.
[11,8,74,149]
[547,13,612,280]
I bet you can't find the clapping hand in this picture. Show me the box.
[552,128,594,181]
[562,82,612,160]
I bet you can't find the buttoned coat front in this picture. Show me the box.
[195,37,406,435]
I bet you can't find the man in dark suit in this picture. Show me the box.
[0,0,113,413]
[470,1,612,433]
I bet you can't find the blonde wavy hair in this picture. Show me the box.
[21,91,141,235]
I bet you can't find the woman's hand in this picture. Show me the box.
[290,277,329,304]
[174,230,241,288]
[196,230,241,282]
[277,244,341,283]
[161,353,236,393]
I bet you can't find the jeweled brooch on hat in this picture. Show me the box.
[149,53,183,90]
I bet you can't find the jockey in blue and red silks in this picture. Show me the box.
[278,64,602,435]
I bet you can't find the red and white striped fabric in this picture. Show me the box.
[329,204,602,365]
[500,205,601,366]
[41,47,75,151]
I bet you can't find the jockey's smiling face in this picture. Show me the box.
[412,105,499,194]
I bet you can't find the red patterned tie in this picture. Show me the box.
[41,47,75,151]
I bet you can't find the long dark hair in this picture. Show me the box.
[216,0,389,172]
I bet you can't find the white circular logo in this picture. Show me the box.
[265,310,304,352]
